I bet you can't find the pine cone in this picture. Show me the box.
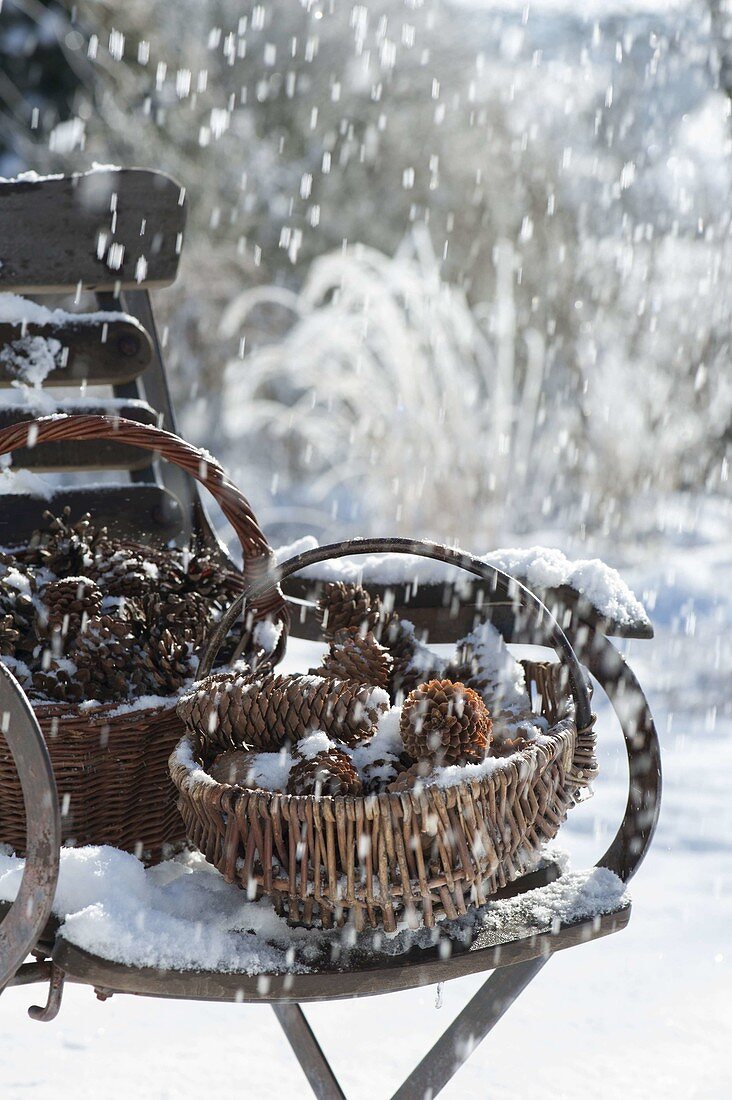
[313,628,392,689]
[360,754,407,794]
[179,552,236,606]
[0,613,20,656]
[72,615,135,702]
[287,748,363,797]
[87,546,154,598]
[25,508,102,576]
[131,628,193,696]
[141,590,210,650]
[36,578,103,650]
[400,679,492,766]
[30,659,85,703]
[0,582,36,656]
[317,582,382,638]
[387,759,435,793]
[178,671,388,754]
[491,733,530,758]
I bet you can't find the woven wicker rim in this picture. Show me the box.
[172,710,579,806]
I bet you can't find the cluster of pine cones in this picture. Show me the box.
[0,508,240,704]
[181,580,503,798]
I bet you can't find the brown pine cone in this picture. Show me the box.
[140,590,210,650]
[25,508,102,576]
[178,552,237,606]
[0,581,36,656]
[400,679,492,766]
[87,546,154,599]
[131,627,193,696]
[491,733,530,758]
[72,615,135,702]
[360,754,407,794]
[36,578,103,650]
[178,671,388,754]
[30,659,85,704]
[312,628,392,689]
[317,582,382,638]
[386,759,435,793]
[287,748,362,797]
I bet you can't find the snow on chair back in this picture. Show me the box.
[0,168,200,547]
[0,168,185,293]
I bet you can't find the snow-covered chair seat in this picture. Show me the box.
[24,850,627,1004]
[279,537,653,641]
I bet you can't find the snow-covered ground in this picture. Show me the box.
[0,493,728,1098]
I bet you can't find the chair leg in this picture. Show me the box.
[272,1003,347,1100]
[390,957,548,1100]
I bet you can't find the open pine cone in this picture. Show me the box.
[0,614,20,657]
[36,577,103,650]
[400,679,492,766]
[23,508,103,576]
[72,616,135,702]
[387,758,435,793]
[287,748,363,797]
[317,582,381,638]
[30,659,85,703]
[313,627,392,689]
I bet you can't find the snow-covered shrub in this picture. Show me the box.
[218,231,576,542]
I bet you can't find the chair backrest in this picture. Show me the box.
[0,167,216,550]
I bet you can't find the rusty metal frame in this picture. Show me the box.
[0,663,60,992]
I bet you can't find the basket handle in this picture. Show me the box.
[0,414,289,653]
[197,536,593,729]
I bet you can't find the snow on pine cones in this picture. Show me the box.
[0,508,243,705]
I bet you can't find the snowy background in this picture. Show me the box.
[0,0,730,1096]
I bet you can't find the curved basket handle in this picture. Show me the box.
[197,536,593,730]
[0,663,60,991]
[0,414,289,653]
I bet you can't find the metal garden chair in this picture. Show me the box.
[0,168,661,1098]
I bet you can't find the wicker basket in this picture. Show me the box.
[0,414,288,862]
[170,539,597,930]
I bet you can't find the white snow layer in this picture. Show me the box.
[0,845,626,974]
[274,537,650,629]
[0,293,128,327]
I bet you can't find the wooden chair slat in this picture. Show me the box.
[0,169,186,292]
[0,485,184,546]
[0,404,161,471]
[282,576,653,641]
[0,317,152,387]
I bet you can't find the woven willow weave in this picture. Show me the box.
[170,660,597,931]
